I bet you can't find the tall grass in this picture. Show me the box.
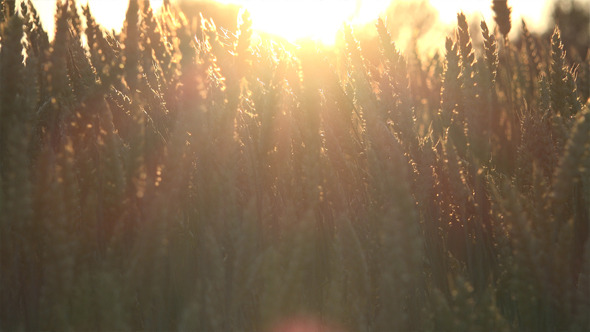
[0,0,588,330]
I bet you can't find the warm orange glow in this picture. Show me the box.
[428,0,553,33]
[198,0,560,46]
[218,0,391,44]
[29,0,578,43]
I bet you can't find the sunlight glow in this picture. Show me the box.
[30,0,584,45]
[218,0,391,44]
[428,0,553,35]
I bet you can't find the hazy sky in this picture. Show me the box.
[28,0,587,42]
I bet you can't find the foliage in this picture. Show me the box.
[548,0,589,59]
[0,0,588,330]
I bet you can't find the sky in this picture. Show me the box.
[27,0,586,44]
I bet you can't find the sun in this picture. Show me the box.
[218,0,391,44]
[30,0,561,45]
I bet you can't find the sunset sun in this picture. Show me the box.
[31,0,562,46]
[201,0,555,45]
[219,0,391,44]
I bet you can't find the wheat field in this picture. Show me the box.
[0,0,588,330]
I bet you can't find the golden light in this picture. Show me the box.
[218,0,391,44]
[206,0,559,46]
[29,0,570,45]
[428,0,554,33]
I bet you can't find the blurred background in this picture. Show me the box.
[29,0,589,56]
